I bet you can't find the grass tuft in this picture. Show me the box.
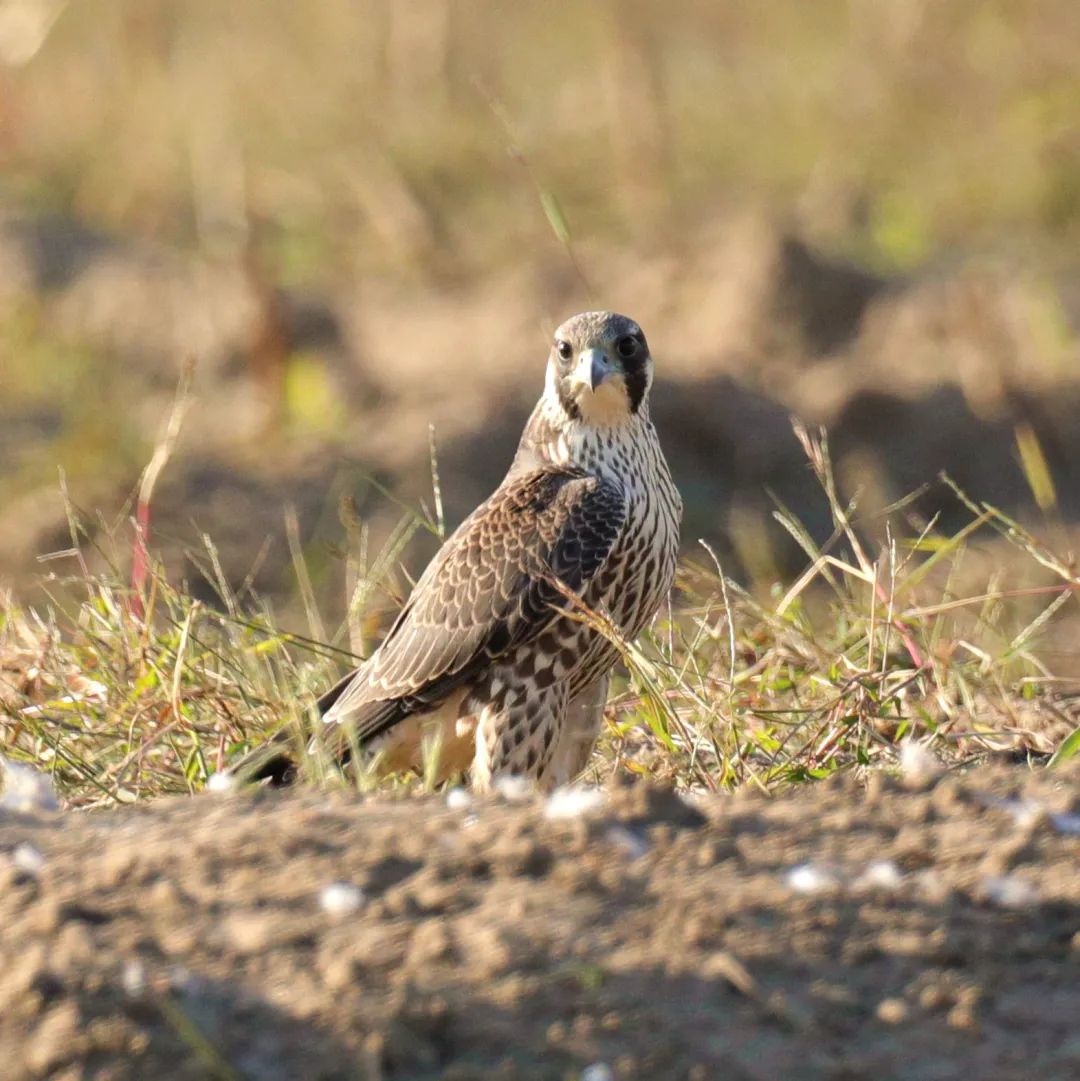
[3,425,1080,806]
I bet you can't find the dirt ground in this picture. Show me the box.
[1,768,1078,1081]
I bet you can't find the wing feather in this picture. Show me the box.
[320,467,626,745]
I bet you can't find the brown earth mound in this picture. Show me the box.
[1,768,1078,1080]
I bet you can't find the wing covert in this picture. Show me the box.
[320,468,626,744]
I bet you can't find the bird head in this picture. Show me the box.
[545,311,652,426]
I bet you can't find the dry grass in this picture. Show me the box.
[3,420,1079,809]
[593,425,1080,791]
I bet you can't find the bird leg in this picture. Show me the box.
[471,680,567,792]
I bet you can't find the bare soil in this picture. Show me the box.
[1,768,1078,1081]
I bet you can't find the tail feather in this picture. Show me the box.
[227,679,360,787]
[226,739,299,786]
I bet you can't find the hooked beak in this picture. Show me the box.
[577,347,617,391]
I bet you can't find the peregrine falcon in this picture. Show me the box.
[262,311,680,790]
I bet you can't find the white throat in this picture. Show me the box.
[530,380,651,483]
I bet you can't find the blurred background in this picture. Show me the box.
[1,0,1079,616]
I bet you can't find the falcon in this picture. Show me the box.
[255,311,681,790]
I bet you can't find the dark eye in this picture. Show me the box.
[556,340,573,361]
[616,336,638,359]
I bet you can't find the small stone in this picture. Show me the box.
[853,860,903,893]
[319,881,366,918]
[12,842,45,877]
[976,875,1039,909]
[876,997,908,1024]
[605,825,650,859]
[1009,798,1046,829]
[898,740,941,788]
[0,758,60,812]
[204,772,237,794]
[121,960,147,998]
[445,787,472,811]
[493,775,533,802]
[544,785,604,820]
[785,863,841,894]
[581,1064,614,1081]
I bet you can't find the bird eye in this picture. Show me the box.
[615,336,638,359]
[556,340,573,361]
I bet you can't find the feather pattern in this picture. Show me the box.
[238,310,681,791]
[320,468,627,745]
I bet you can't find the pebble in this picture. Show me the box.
[876,997,909,1024]
[853,860,904,893]
[121,960,147,998]
[975,794,1080,836]
[12,842,46,877]
[785,863,841,894]
[1007,798,1046,829]
[977,875,1040,909]
[605,825,651,859]
[581,1065,614,1081]
[205,772,237,794]
[493,775,533,802]
[445,787,472,811]
[0,758,60,813]
[898,740,941,787]
[980,795,1047,829]
[319,881,366,917]
[544,785,604,820]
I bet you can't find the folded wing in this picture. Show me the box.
[319,468,627,746]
